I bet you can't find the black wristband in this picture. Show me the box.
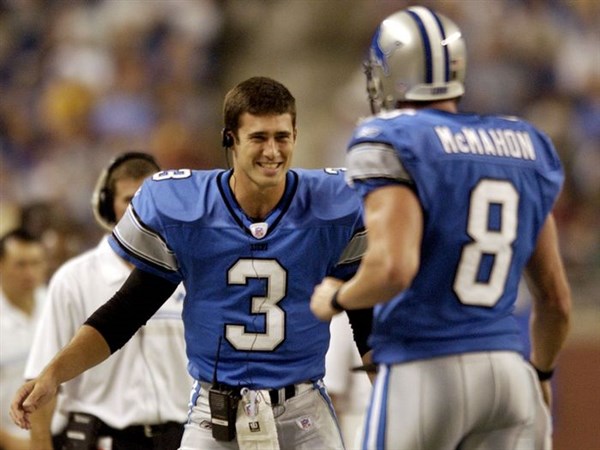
[330,289,346,312]
[531,363,555,381]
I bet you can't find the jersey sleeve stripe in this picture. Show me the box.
[112,205,179,272]
[346,143,413,185]
[337,229,367,265]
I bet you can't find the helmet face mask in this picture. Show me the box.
[366,6,467,113]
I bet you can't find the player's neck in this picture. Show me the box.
[400,99,458,113]
[229,172,285,221]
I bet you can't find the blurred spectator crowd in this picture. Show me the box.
[1,0,225,274]
[0,0,598,306]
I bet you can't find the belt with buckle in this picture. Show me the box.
[100,421,182,439]
[267,381,314,406]
[201,381,315,407]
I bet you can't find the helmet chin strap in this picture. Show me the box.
[364,61,381,115]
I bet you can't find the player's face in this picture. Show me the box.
[112,177,145,223]
[233,112,296,190]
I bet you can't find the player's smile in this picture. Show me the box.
[256,161,284,175]
[258,162,282,169]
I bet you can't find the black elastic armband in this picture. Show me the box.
[531,363,555,381]
[85,268,178,353]
[346,307,373,357]
[330,289,346,312]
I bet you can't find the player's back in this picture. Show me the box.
[350,109,563,364]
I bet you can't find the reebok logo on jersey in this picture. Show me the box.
[356,126,382,139]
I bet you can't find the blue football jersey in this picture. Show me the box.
[346,108,563,364]
[110,168,365,388]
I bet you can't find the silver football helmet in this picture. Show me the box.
[365,6,466,113]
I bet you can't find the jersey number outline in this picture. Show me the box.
[152,169,192,181]
[454,179,519,307]
[226,259,286,351]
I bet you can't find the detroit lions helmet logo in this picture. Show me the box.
[370,25,402,76]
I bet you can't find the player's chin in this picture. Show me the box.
[255,166,287,185]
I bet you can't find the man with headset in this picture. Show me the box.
[12,77,370,450]
[24,152,191,450]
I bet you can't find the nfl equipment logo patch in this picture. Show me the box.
[249,421,261,432]
[296,416,313,431]
[250,222,268,239]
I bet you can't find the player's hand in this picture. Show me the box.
[10,375,58,430]
[539,380,552,409]
[310,277,344,321]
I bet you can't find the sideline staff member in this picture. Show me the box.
[0,229,49,450]
[25,152,190,450]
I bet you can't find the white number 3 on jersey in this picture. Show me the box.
[226,259,286,351]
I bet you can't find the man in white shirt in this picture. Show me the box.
[25,152,191,450]
[0,229,48,450]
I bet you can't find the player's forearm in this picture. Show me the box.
[525,215,572,371]
[40,325,111,386]
[339,276,387,309]
[337,246,416,310]
[530,303,571,371]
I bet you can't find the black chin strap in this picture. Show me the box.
[363,61,380,115]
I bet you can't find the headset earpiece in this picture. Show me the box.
[97,183,115,224]
[222,128,234,149]
[92,152,160,232]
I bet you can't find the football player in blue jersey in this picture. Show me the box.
[11,77,371,450]
[311,6,571,450]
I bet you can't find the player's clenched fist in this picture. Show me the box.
[310,277,344,321]
[10,373,59,430]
